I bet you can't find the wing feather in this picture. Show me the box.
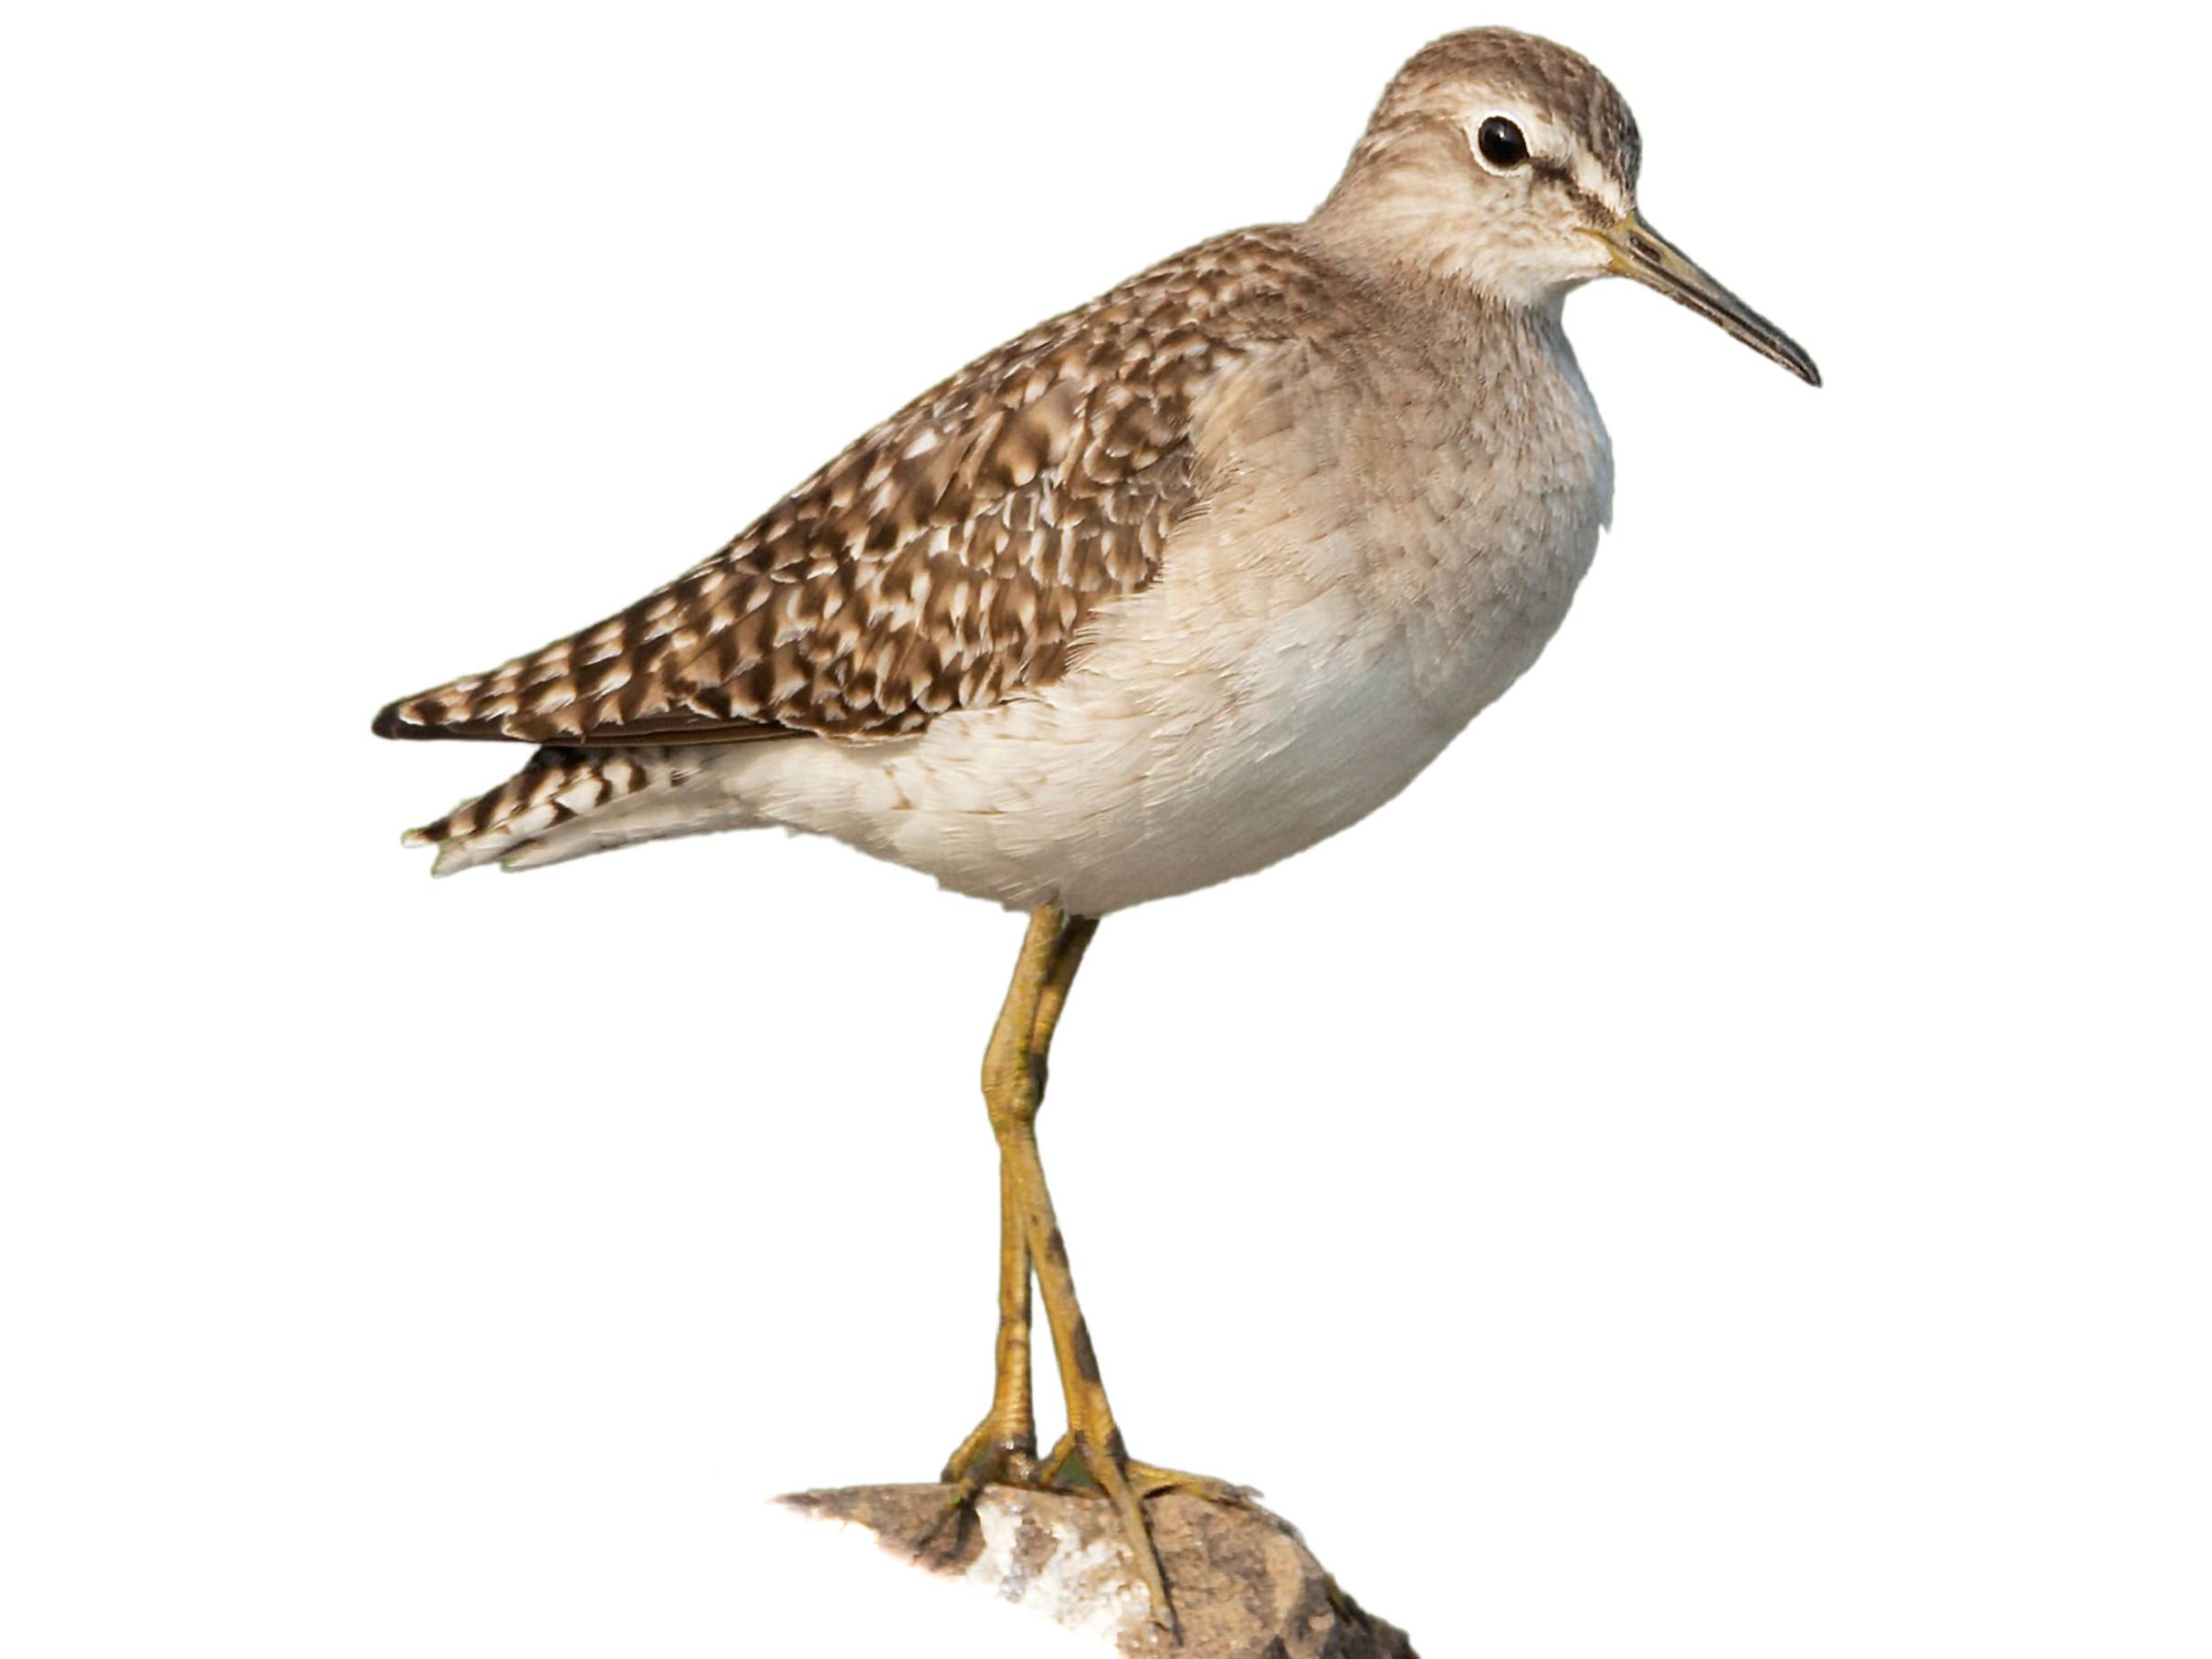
[373,228,1328,747]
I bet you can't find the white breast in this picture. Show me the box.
[716,318,1615,915]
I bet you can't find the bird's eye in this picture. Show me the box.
[1476,115,1530,170]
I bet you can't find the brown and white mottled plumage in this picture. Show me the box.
[377,26,1813,904]
[375,231,1332,751]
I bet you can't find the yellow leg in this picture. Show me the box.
[994,909,1177,1624]
[940,1156,1040,1486]
[941,906,1188,1630]
[943,909,1094,1489]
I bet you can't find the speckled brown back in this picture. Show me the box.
[374,227,1340,749]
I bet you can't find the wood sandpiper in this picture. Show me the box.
[374,26,1818,1630]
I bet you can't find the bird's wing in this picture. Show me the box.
[372,231,1323,749]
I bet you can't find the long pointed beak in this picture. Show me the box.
[1588,211,1820,386]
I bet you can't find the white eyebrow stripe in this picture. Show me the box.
[1571,147,1631,215]
[1462,105,1631,215]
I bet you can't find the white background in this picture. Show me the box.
[4,2,2207,1654]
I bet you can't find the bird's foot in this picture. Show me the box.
[940,1416,1040,1491]
[928,1421,1251,1627]
[1036,1430,1258,1505]
[915,1422,1039,1567]
[934,1428,1244,1634]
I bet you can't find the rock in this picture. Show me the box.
[780,1483,1417,1658]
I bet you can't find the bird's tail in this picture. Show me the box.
[403,744,713,876]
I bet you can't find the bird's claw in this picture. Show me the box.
[1035,1431,1257,1505]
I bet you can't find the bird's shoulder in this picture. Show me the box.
[374,226,1349,748]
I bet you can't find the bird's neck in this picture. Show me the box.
[1303,215,1574,381]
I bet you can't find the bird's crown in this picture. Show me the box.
[1363,27,1641,199]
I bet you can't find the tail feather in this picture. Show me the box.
[406,745,706,876]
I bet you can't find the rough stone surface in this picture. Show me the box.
[781,1484,1418,1658]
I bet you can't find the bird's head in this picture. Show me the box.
[1315,27,1818,385]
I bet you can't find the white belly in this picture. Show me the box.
[726,471,1606,913]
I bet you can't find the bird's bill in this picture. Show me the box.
[1590,211,1820,386]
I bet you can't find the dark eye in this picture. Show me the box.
[1477,115,1529,170]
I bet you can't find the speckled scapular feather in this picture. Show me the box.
[377,228,1331,752]
[375,29,1808,913]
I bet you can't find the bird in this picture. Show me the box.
[373,26,1817,1629]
